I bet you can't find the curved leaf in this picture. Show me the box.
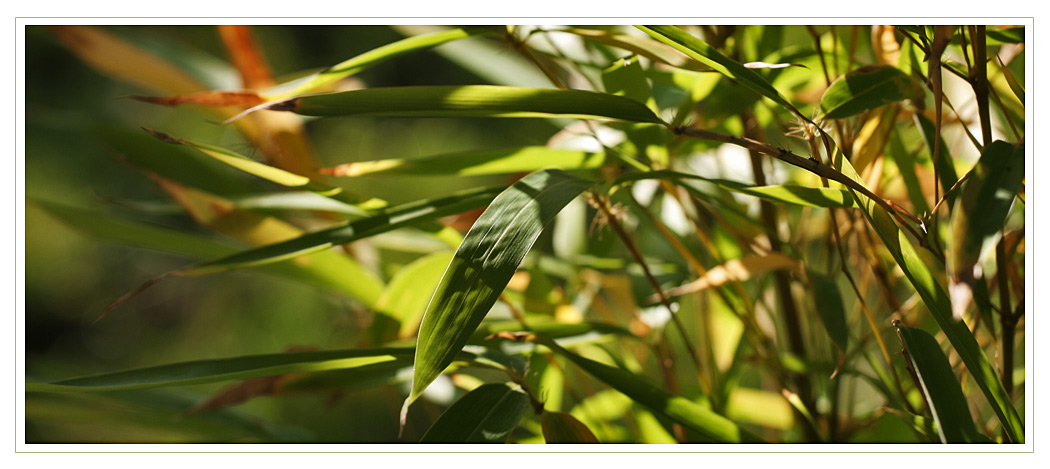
[541,411,600,443]
[895,325,984,443]
[257,85,664,124]
[179,186,501,276]
[26,348,415,393]
[419,383,532,443]
[405,170,595,413]
[821,65,924,120]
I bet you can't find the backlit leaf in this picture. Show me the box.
[405,170,595,414]
[821,65,924,119]
[249,85,664,124]
[322,147,604,178]
[895,325,985,443]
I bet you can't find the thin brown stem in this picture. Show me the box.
[589,190,702,374]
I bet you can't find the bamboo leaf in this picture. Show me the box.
[986,27,1025,45]
[997,58,1025,105]
[820,65,924,119]
[322,147,605,178]
[809,271,850,351]
[179,186,501,276]
[419,383,533,443]
[527,334,761,443]
[275,27,490,99]
[836,150,1024,443]
[405,170,595,414]
[636,25,800,115]
[895,325,985,443]
[948,141,1025,286]
[144,128,341,196]
[542,411,600,443]
[26,348,416,393]
[250,85,664,124]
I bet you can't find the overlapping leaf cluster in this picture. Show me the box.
[27,24,1025,444]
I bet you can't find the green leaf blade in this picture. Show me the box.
[809,271,849,351]
[283,86,664,123]
[180,186,502,277]
[419,383,532,443]
[820,65,924,120]
[949,141,1025,284]
[896,325,984,443]
[329,147,605,178]
[408,170,595,406]
[27,348,414,393]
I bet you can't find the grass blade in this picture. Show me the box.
[419,383,533,443]
[405,170,595,415]
[27,349,414,392]
[820,65,924,120]
[252,85,664,124]
[180,186,502,276]
[542,411,600,443]
[837,151,1024,442]
[895,325,985,443]
[322,147,605,178]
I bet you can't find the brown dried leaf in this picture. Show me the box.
[217,25,275,90]
[131,91,265,108]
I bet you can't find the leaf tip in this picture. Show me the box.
[141,127,183,145]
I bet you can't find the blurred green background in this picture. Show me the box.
[24,25,562,443]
